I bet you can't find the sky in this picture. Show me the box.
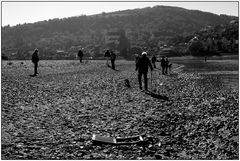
[1,1,239,27]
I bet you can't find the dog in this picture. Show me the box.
[168,64,172,71]
[124,79,131,88]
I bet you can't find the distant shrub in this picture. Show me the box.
[8,62,13,65]
[188,41,205,56]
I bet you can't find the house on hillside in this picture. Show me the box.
[105,29,121,46]
[160,46,175,57]
[230,20,238,24]
[55,50,69,58]
[69,46,82,52]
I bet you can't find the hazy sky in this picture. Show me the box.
[1,1,239,27]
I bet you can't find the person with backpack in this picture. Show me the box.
[31,49,39,76]
[78,49,83,63]
[110,51,116,70]
[136,52,153,91]
[160,56,166,75]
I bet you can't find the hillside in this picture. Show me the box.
[1,5,237,60]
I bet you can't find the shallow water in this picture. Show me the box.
[170,56,239,90]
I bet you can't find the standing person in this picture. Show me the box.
[136,52,153,91]
[160,56,166,75]
[151,55,157,68]
[165,57,169,75]
[110,51,116,70]
[78,49,83,63]
[31,49,39,76]
[104,50,111,66]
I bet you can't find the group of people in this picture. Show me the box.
[135,52,172,91]
[31,48,85,76]
[31,49,171,92]
[104,50,116,70]
[160,56,172,75]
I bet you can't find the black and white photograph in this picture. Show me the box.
[1,1,239,159]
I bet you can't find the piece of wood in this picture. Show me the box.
[92,134,147,145]
[92,134,116,145]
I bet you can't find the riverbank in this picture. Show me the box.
[1,59,238,159]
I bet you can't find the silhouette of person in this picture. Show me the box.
[78,49,83,63]
[104,50,111,66]
[136,52,153,90]
[31,49,39,76]
[165,57,169,75]
[110,51,116,70]
[151,55,157,68]
[160,56,166,75]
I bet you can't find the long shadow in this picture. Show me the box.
[145,90,169,101]
[107,65,120,71]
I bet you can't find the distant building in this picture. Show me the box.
[69,46,82,52]
[230,20,238,24]
[56,50,65,53]
[160,46,174,57]
[105,29,121,45]
[188,36,199,45]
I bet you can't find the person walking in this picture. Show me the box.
[110,51,116,70]
[151,55,157,68]
[78,49,83,63]
[104,50,111,66]
[160,56,166,75]
[31,49,39,76]
[165,57,169,75]
[136,52,153,91]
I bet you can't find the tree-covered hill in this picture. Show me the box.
[1,5,237,60]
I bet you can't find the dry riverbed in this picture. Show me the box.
[1,59,238,159]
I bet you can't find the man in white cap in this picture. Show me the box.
[136,52,153,90]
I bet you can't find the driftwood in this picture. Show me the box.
[92,134,147,145]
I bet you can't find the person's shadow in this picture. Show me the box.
[107,64,120,71]
[145,90,169,101]
[29,74,37,77]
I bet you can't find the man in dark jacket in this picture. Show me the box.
[136,52,153,90]
[78,49,83,63]
[160,56,166,75]
[31,49,39,76]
